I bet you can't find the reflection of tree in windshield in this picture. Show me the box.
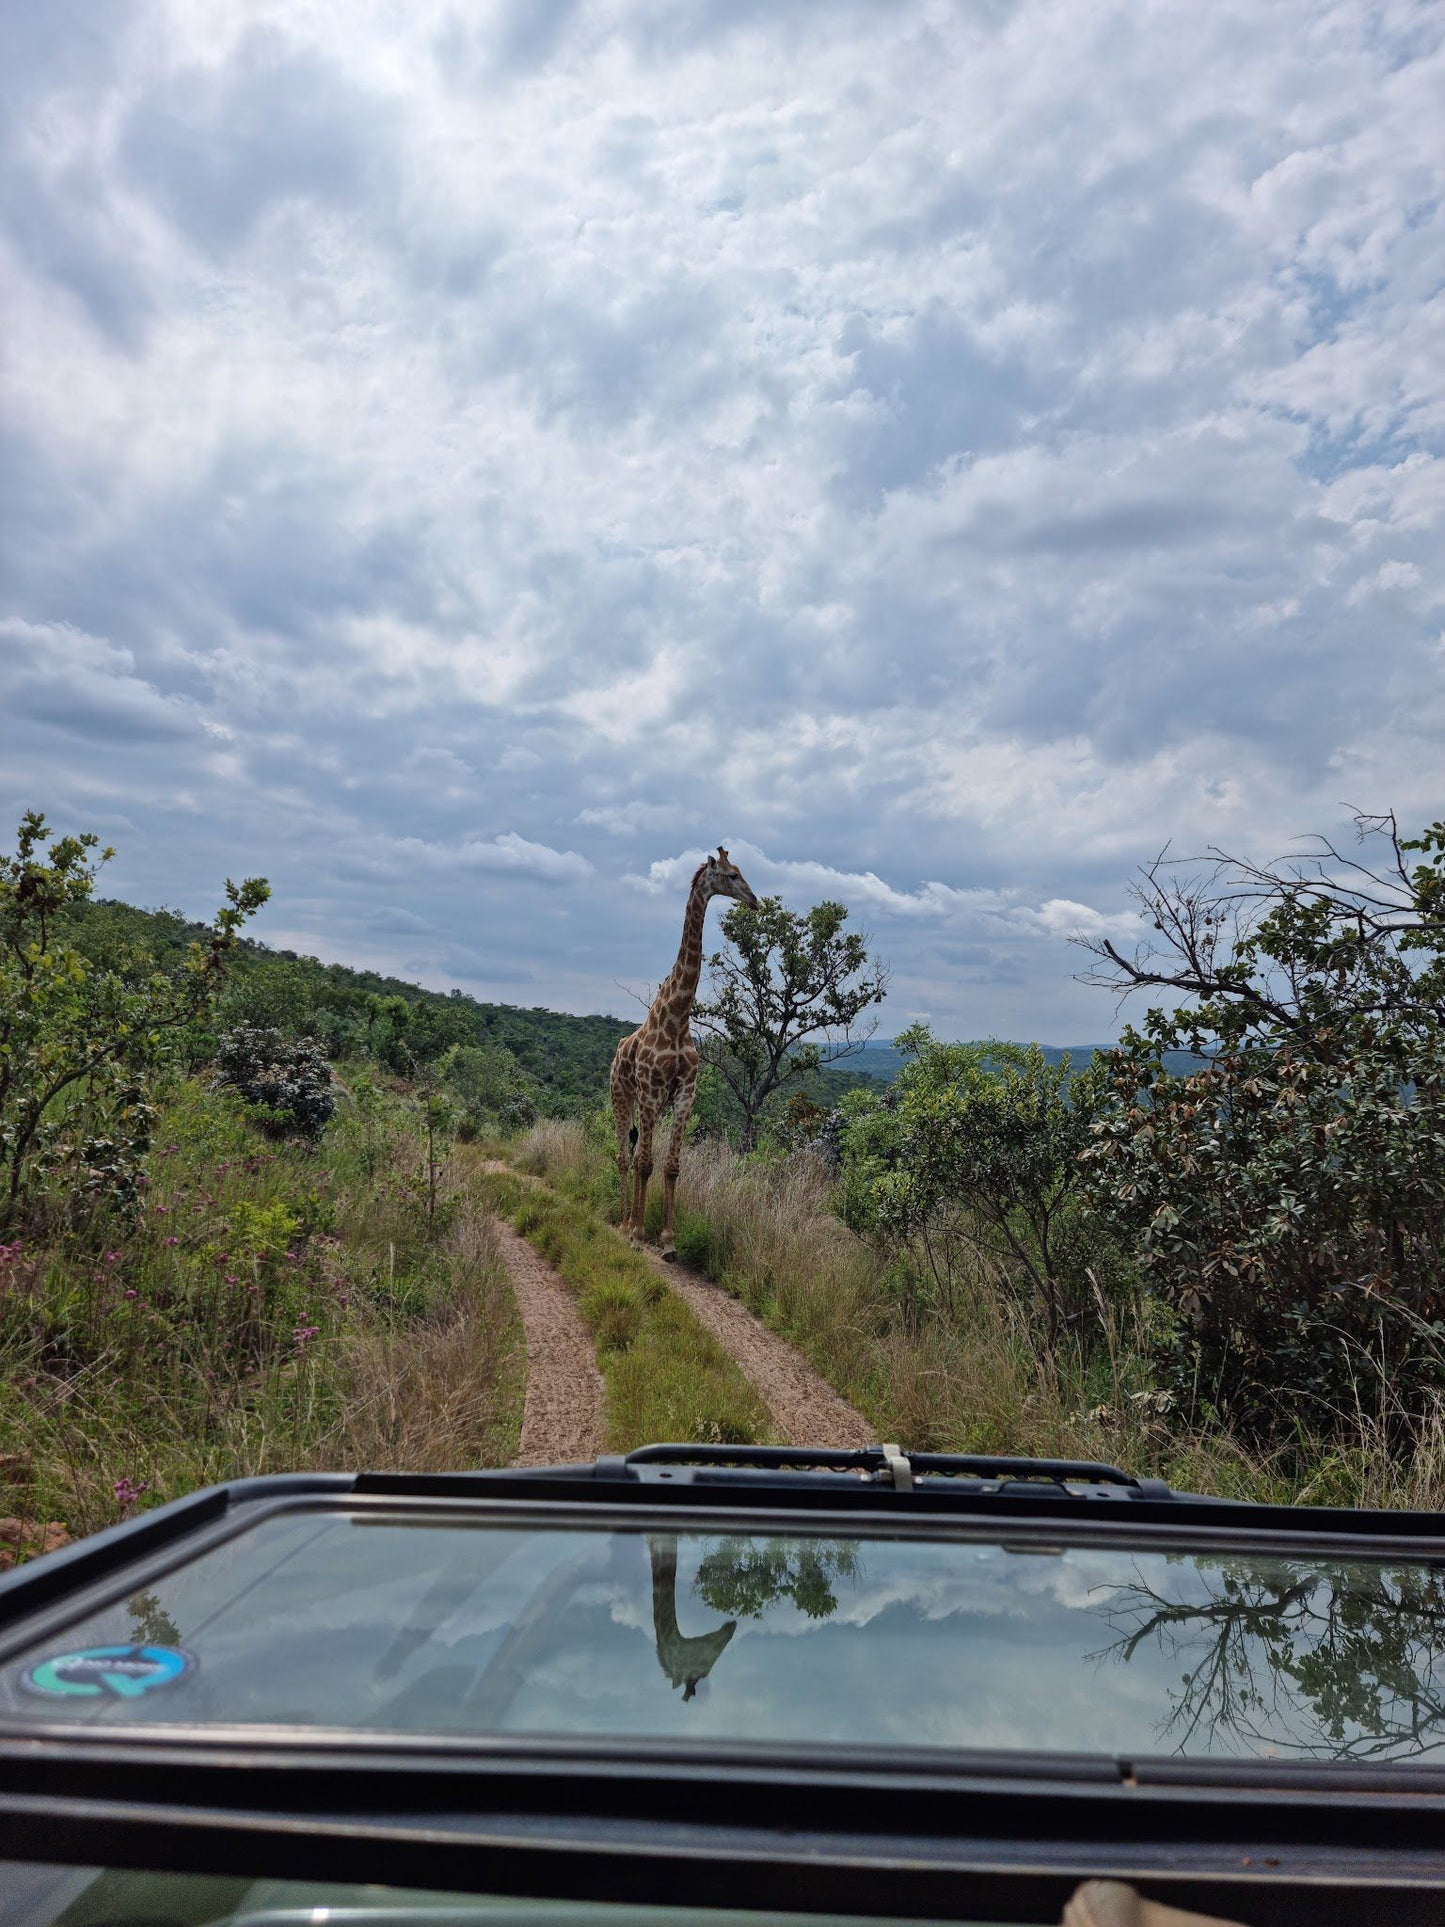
[1096,1557,1445,1761]
[127,1590,180,1647]
[693,1536,859,1620]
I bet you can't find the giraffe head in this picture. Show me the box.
[696,846,760,911]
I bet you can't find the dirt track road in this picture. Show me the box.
[635,1244,874,1450]
[484,1160,873,1458]
[493,1218,606,1467]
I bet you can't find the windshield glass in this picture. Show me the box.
[0,1862,990,1927]
[5,1510,1445,1763]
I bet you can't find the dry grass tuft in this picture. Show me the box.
[513,1119,598,1187]
[328,1193,523,1471]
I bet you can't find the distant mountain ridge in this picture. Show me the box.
[837,1039,1210,1081]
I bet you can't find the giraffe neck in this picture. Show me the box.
[654,878,710,1036]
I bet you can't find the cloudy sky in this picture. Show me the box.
[3,1,1442,1040]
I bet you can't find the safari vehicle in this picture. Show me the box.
[3,1445,1445,1927]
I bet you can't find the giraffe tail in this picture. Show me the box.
[629,1125,639,1150]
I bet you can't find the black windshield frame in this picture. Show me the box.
[5,1468,1445,1923]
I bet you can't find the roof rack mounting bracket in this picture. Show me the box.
[880,1442,914,1492]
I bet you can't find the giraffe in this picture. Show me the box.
[610,846,759,1258]
[647,1535,736,1701]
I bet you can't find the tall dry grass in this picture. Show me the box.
[328,1190,522,1472]
[510,1119,1445,1509]
[512,1117,599,1189]
[1,1080,525,1543]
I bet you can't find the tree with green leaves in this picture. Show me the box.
[1078,809,1445,1437]
[437,1041,538,1134]
[836,1027,1110,1352]
[693,897,888,1148]
[0,812,268,1230]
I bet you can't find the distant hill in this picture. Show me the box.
[839,1038,1210,1082]
[69,898,633,1115]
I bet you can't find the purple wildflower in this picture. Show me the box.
[293,1322,321,1346]
[114,1477,149,1509]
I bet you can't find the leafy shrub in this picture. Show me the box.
[438,1042,538,1136]
[213,1028,335,1140]
[835,1029,1116,1352]
[1080,811,1445,1441]
[0,812,267,1232]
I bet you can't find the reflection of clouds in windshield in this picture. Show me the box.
[750,1542,1215,1634]
[474,1532,1261,1751]
[18,1519,1445,1763]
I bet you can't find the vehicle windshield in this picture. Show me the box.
[7,1510,1445,1764]
[0,1863,994,1927]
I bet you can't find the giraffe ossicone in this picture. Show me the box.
[610,846,760,1257]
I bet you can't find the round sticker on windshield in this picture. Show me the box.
[22,1644,194,1700]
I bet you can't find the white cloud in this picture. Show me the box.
[1,0,1441,1038]
[577,800,677,836]
[623,839,1142,952]
[384,831,593,885]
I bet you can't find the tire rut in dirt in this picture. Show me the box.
[494,1219,606,1467]
[636,1246,874,1450]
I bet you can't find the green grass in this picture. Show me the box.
[476,1168,770,1451]
[0,1071,524,1545]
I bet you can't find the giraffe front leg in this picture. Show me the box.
[629,1114,656,1244]
[660,1072,697,1262]
[612,1089,636,1228]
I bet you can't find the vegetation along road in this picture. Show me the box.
[12,806,1445,1554]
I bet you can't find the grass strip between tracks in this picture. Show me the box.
[476,1169,770,1452]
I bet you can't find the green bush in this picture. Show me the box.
[0,813,266,1233]
[835,1029,1120,1354]
[438,1043,538,1136]
[212,1028,335,1140]
[1081,812,1445,1440]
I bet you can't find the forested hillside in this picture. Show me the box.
[69,899,634,1115]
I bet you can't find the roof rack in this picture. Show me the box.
[611,1441,1179,1498]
